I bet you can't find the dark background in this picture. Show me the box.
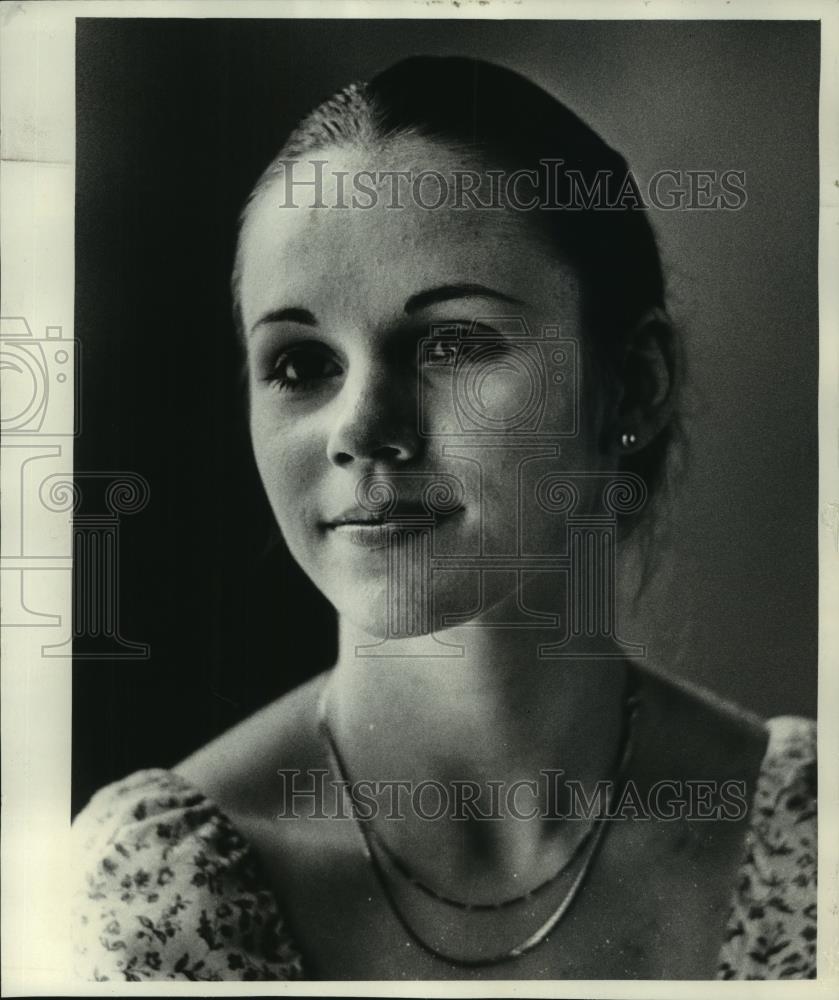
[73,18,820,816]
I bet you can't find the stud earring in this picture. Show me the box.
[621,432,637,449]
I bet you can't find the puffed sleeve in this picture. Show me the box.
[71,768,304,981]
[717,716,817,980]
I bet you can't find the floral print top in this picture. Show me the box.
[71,715,816,981]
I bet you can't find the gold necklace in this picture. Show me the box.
[317,670,640,968]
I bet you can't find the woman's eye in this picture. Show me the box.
[422,325,506,368]
[267,347,342,391]
[424,338,460,366]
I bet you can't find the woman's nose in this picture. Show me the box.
[326,363,422,467]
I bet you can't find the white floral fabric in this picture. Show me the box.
[716,716,817,979]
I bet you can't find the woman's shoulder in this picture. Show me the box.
[173,671,330,820]
[758,714,817,788]
[631,664,817,979]
[717,714,817,980]
[71,765,305,981]
[630,661,770,781]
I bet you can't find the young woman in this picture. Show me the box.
[72,56,816,981]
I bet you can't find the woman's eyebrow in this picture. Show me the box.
[404,283,524,315]
[250,306,317,335]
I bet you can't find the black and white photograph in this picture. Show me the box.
[1,1,837,993]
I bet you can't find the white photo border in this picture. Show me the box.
[1,1,837,996]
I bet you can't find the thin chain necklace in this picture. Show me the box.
[317,669,641,968]
[367,806,601,912]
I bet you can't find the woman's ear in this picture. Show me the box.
[613,307,676,455]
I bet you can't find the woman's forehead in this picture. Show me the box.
[240,210,576,334]
[241,133,554,253]
[239,143,578,329]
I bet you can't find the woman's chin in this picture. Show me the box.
[335,600,437,642]
[338,606,393,641]
[332,592,458,644]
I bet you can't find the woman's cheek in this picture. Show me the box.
[262,436,306,504]
[249,407,297,512]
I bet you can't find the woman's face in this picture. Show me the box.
[239,137,614,637]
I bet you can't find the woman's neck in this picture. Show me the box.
[331,621,630,786]
[326,615,632,898]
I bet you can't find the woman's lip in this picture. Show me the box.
[328,523,394,549]
[326,508,464,548]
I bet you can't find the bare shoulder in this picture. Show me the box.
[630,660,770,784]
[173,669,331,820]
